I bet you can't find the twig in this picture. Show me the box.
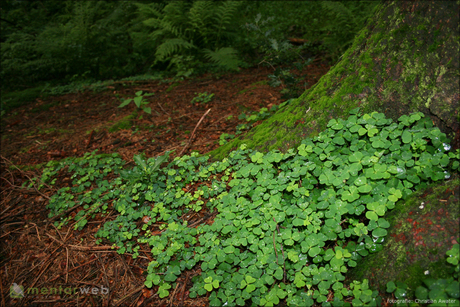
[0,195,23,216]
[46,233,115,251]
[30,254,56,290]
[157,101,170,115]
[86,130,94,148]
[68,245,116,251]
[65,247,69,284]
[113,285,145,306]
[97,253,110,290]
[169,283,180,307]
[181,272,190,303]
[0,155,53,200]
[66,257,99,274]
[29,223,41,241]
[188,217,206,229]
[178,109,211,156]
[0,189,14,206]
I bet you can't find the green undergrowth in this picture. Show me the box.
[385,243,459,306]
[108,111,138,133]
[219,100,294,145]
[348,176,460,296]
[1,85,48,114]
[39,110,459,306]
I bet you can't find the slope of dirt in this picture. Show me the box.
[0,63,330,306]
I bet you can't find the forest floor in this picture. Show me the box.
[0,63,335,306]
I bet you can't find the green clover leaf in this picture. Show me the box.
[251,152,264,163]
[158,282,171,298]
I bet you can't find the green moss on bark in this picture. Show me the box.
[348,178,460,295]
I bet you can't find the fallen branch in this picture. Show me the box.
[178,109,211,156]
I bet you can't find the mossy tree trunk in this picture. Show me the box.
[211,0,459,160]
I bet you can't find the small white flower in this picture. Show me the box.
[424,270,429,275]
[419,202,425,209]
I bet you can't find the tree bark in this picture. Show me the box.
[211,0,459,160]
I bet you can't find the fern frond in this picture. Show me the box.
[162,2,191,36]
[319,1,357,57]
[152,20,182,39]
[214,1,241,28]
[134,2,163,20]
[145,2,190,39]
[156,38,196,61]
[203,47,241,71]
[210,1,242,48]
[321,2,356,30]
[188,1,214,29]
[136,2,167,29]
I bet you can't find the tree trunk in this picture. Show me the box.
[211,0,459,160]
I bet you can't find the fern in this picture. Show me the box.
[156,38,196,61]
[188,1,214,32]
[203,47,241,71]
[213,1,241,43]
[135,2,164,21]
[140,0,244,75]
[160,2,191,38]
[319,1,368,60]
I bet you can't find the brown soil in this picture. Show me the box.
[0,63,330,306]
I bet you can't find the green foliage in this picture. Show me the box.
[42,74,166,97]
[138,1,243,77]
[449,150,460,172]
[43,79,114,96]
[219,133,235,146]
[447,244,460,273]
[1,1,142,89]
[1,0,377,94]
[241,1,377,97]
[41,151,126,230]
[235,101,291,135]
[0,86,47,114]
[118,90,154,114]
[386,244,460,306]
[41,110,460,305]
[190,92,214,105]
[316,1,377,61]
[203,47,242,71]
[349,279,380,306]
[242,1,378,63]
[244,13,314,99]
[108,113,136,133]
